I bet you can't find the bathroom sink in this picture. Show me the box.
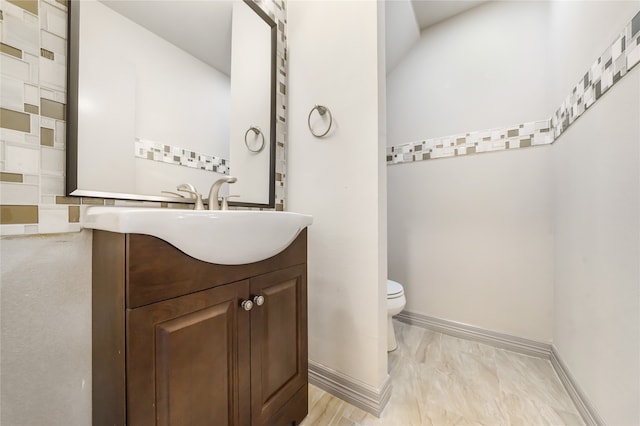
[82,206,313,265]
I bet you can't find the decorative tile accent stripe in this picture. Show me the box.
[134,138,230,175]
[388,10,640,166]
[553,12,640,139]
[388,119,553,164]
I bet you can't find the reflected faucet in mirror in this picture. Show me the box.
[208,177,238,210]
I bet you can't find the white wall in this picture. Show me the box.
[384,0,419,74]
[0,232,92,425]
[550,3,640,424]
[387,1,552,146]
[387,1,555,342]
[387,148,554,341]
[552,71,639,426]
[287,0,388,390]
[377,0,389,383]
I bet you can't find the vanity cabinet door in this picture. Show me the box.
[250,264,308,425]
[126,280,251,426]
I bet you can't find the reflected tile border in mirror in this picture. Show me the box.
[135,139,230,175]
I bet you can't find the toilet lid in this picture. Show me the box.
[387,279,404,297]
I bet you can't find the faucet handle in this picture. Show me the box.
[176,184,205,210]
[221,195,240,211]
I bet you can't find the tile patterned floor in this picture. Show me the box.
[301,321,584,426]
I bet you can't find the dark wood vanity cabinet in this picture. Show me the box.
[92,229,308,426]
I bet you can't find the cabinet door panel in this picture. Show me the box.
[261,280,298,396]
[155,306,230,425]
[127,281,250,426]
[250,265,307,425]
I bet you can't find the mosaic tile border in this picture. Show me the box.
[134,138,230,175]
[388,119,553,163]
[388,10,640,165]
[0,0,288,236]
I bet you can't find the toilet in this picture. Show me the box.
[386,279,406,352]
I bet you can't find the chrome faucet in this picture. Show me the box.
[207,176,237,210]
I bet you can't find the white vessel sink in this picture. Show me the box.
[82,207,313,265]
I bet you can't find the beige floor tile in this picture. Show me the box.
[303,321,584,426]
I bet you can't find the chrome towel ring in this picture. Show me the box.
[244,126,265,153]
[308,104,333,137]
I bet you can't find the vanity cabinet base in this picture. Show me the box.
[92,229,308,426]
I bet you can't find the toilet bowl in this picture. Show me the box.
[387,279,406,352]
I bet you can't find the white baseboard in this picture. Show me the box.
[308,359,392,417]
[550,345,604,426]
[395,310,602,426]
[395,310,551,358]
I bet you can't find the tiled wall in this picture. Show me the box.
[388,10,640,165]
[0,0,288,236]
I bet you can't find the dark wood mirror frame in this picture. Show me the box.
[66,0,278,209]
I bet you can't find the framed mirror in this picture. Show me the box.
[66,0,277,208]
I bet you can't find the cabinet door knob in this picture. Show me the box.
[241,299,254,311]
[253,295,265,306]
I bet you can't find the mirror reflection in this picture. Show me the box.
[67,0,276,207]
